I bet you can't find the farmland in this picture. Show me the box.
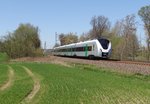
[0,62,150,104]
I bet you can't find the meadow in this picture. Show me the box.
[0,62,150,104]
[0,53,9,63]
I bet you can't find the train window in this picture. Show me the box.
[88,46,92,51]
[81,47,84,51]
[64,49,66,52]
[74,47,83,52]
[72,48,74,51]
[73,46,92,52]
[98,38,109,49]
[70,48,72,52]
[82,47,84,51]
[66,48,73,52]
[77,47,80,51]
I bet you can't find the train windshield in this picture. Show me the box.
[98,38,110,49]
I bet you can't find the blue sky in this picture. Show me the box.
[0,0,149,48]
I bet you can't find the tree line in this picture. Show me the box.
[56,5,150,61]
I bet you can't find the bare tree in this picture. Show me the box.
[138,5,150,61]
[90,15,110,38]
[121,15,138,60]
[111,20,124,36]
[79,32,91,42]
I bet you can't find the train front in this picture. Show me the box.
[98,38,111,58]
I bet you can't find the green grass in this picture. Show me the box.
[0,62,150,104]
[0,64,8,86]
[0,53,9,63]
[24,63,150,104]
[0,65,33,104]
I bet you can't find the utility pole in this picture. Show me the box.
[44,41,46,50]
[43,41,46,56]
[55,32,58,45]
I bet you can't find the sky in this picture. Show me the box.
[0,0,149,48]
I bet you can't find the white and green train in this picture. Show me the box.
[53,38,112,59]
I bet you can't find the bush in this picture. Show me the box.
[32,48,44,57]
[0,23,41,59]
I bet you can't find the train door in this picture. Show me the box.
[93,42,99,57]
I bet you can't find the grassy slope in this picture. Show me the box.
[24,63,150,104]
[0,64,8,87]
[0,65,33,104]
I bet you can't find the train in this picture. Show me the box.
[53,38,112,59]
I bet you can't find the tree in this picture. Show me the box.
[14,24,41,48]
[53,43,60,48]
[2,33,14,57]
[59,32,78,45]
[129,34,139,60]
[59,33,65,46]
[121,15,138,60]
[90,15,110,38]
[13,23,41,57]
[111,20,124,36]
[0,39,4,52]
[138,5,150,61]
[0,23,42,58]
[107,20,125,59]
[110,15,139,60]
[79,32,91,42]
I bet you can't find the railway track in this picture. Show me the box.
[13,55,150,75]
[102,59,150,66]
[115,60,150,66]
[56,56,150,66]
[51,56,150,75]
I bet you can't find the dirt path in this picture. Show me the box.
[0,66,14,91]
[21,66,40,104]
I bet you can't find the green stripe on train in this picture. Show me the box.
[85,44,88,57]
[71,48,72,56]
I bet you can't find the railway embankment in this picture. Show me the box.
[13,55,150,75]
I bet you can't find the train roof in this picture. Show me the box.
[54,39,97,49]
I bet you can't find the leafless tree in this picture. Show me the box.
[79,32,91,42]
[90,15,110,39]
[121,15,138,60]
[111,20,124,36]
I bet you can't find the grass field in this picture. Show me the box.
[0,65,8,87]
[0,62,150,104]
[0,53,9,63]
